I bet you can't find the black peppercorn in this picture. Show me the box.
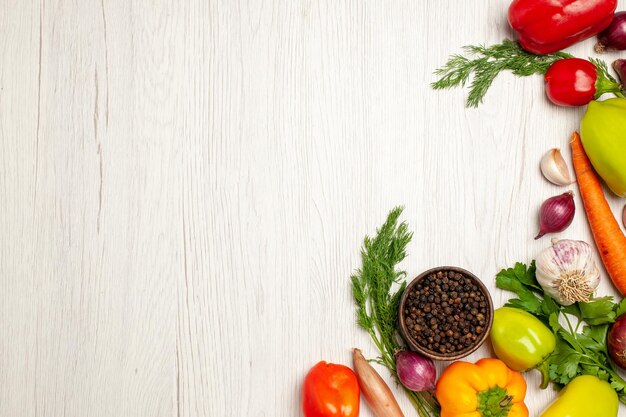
[403,269,490,355]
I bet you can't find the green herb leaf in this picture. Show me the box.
[578,325,608,353]
[558,353,581,382]
[558,328,582,352]
[549,312,562,333]
[585,324,609,344]
[611,378,626,392]
[590,57,619,84]
[541,294,560,317]
[549,340,581,385]
[580,297,617,325]
[432,39,573,107]
[615,298,626,317]
[563,303,582,320]
[496,263,543,314]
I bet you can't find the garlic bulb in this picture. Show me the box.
[536,238,600,306]
[540,148,573,186]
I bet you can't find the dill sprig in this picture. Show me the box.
[590,57,618,83]
[352,207,440,417]
[432,39,573,107]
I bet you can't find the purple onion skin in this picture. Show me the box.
[535,191,575,239]
[608,314,626,370]
[614,59,626,85]
[395,350,436,392]
[596,12,626,52]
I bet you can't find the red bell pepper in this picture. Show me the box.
[508,0,617,55]
[302,361,360,417]
[544,58,623,106]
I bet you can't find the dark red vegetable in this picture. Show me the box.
[608,314,626,369]
[535,191,576,239]
[509,0,617,55]
[545,58,623,107]
[614,59,626,84]
[596,12,626,52]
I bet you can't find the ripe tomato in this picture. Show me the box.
[302,361,360,417]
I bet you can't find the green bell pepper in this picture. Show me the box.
[580,98,626,198]
[540,375,618,417]
[490,307,555,375]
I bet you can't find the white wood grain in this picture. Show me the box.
[1,0,625,416]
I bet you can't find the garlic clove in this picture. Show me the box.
[540,148,573,186]
[622,204,626,230]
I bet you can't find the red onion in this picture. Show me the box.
[596,11,626,52]
[395,350,436,392]
[535,191,576,239]
[614,59,626,85]
[608,314,626,369]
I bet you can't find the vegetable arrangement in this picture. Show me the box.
[495,261,626,400]
[434,0,626,288]
[302,1,626,416]
[303,205,625,416]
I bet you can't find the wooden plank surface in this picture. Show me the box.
[1,1,625,416]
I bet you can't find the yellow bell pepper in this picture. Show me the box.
[540,375,618,417]
[435,358,528,417]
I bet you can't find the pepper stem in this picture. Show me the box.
[499,395,513,408]
[537,360,551,390]
[595,76,623,97]
[594,59,625,98]
[477,386,514,417]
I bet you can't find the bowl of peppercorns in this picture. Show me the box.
[398,266,493,361]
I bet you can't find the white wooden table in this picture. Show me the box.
[2,1,625,416]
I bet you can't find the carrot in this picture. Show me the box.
[571,132,626,295]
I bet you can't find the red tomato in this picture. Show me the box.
[302,361,360,417]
